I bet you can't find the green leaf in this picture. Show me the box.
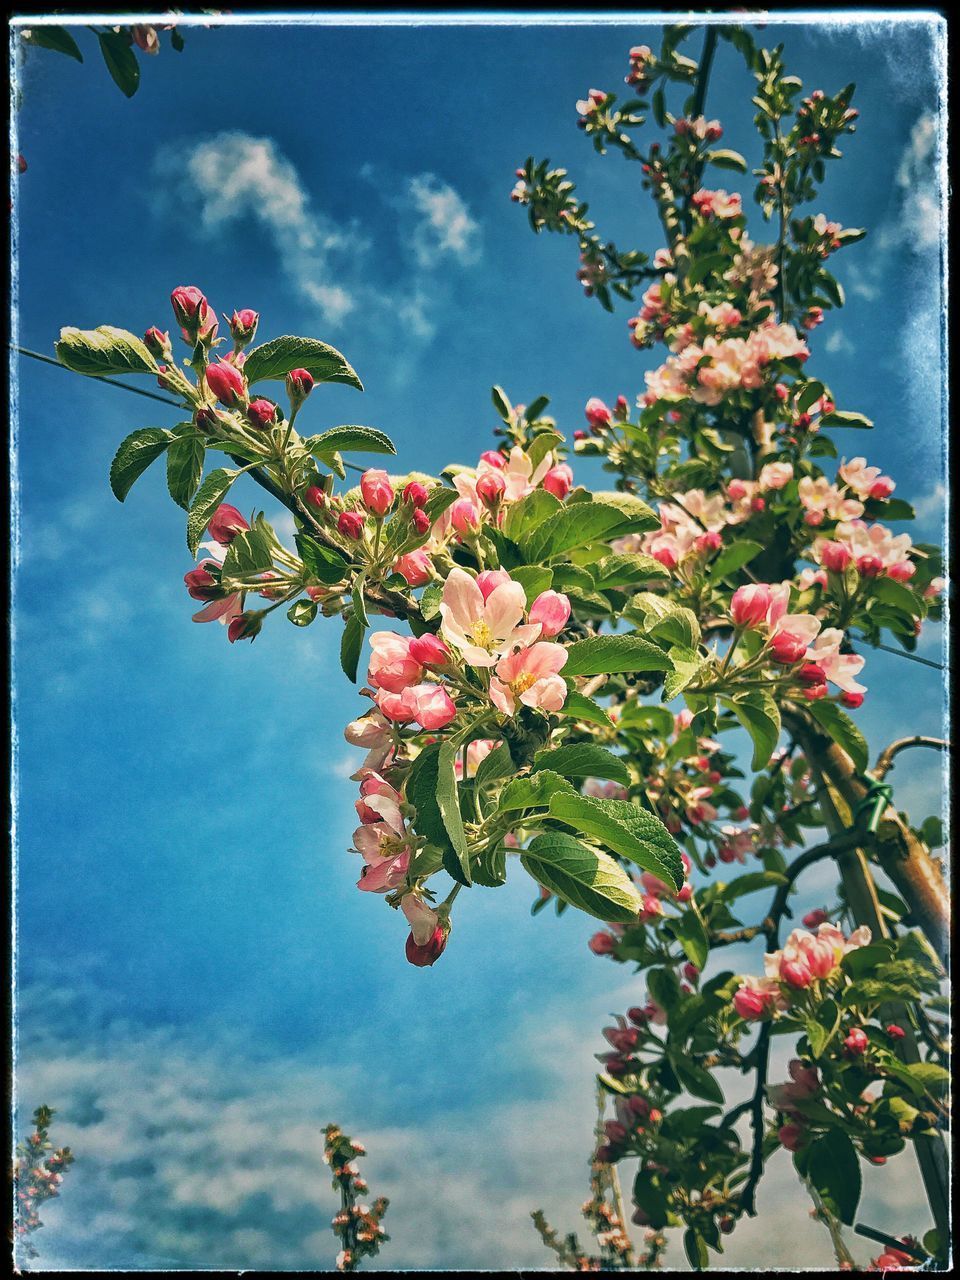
[526,429,563,470]
[672,1055,724,1103]
[491,384,513,423]
[886,1061,949,1098]
[472,741,515,792]
[503,489,563,542]
[522,501,655,562]
[340,612,365,683]
[558,691,614,729]
[662,644,703,700]
[186,469,238,556]
[548,792,683,890]
[243,335,363,391]
[420,582,443,620]
[287,599,318,626]
[472,843,507,887]
[617,702,676,738]
[22,25,84,60]
[721,691,781,770]
[109,427,171,502]
[627,593,701,648]
[509,565,554,601]
[684,1228,709,1271]
[97,31,140,97]
[706,148,747,172]
[532,744,629,785]
[406,742,452,856]
[219,528,274,588]
[806,700,868,774]
[819,410,873,429]
[563,633,673,677]
[521,832,644,923]
[807,1130,861,1225]
[309,425,395,459]
[56,325,159,377]
[687,252,728,286]
[712,870,786,902]
[708,540,764,582]
[437,740,471,885]
[166,435,205,509]
[663,910,710,970]
[805,998,840,1058]
[796,380,826,413]
[595,553,670,588]
[352,575,369,630]
[295,533,349,585]
[499,770,576,810]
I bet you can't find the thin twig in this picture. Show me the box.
[873,735,950,781]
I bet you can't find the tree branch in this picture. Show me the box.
[873,735,949,781]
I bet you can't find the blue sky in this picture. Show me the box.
[11,14,947,1271]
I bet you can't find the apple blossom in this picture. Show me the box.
[438,568,539,667]
[489,642,568,716]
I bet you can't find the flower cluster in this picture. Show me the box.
[733,921,871,1017]
[323,1123,389,1272]
[14,1106,74,1260]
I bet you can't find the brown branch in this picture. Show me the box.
[873,735,949,782]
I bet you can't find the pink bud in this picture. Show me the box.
[475,569,511,601]
[770,631,808,665]
[402,481,430,508]
[413,684,457,730]
[184,563,221,601]
[450,498,481,536]
[585,397,613,430]
[286,367,314,403]
[727,479,748,501]
[797,662,826,686]
[207,503,249,546]
[542,464,574,500]
[774,382,789,401]
[405,924,448,967]
[733,987,768,1020]
[360,469,395,517]
[802,908,829,928]
[781,958,814,989]
[840,691,864,709]
[886,1023,905,1039]
[408,634,449,667]
[676,883,693,903]
[869,478,895,500]
[695,530,722,554]
[171,286,217,343]
[589,932,616,955]
[246,398,277,429]
[778,1123,806,1152]
[479,450,505,469]
[144,326,170,358]
[683,963,699,983]
[412,508,431,534]
[228,612,261,643]
[730,583,772,629]
[844,1027,868,1055]
[394,550,433,586]
[304,485,325,509]
[856,555,884,578]
[886,560,915,582]
[476,471,507,508]
[338,511,365,540]
[820,541,853,573]
[529,590,571,638]
[205,359,246,408]
[651,544,678,571]
[804,510,824,527]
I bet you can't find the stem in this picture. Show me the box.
[874,735,949,782]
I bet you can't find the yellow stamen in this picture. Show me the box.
[510,672,538,695]
[471,621,495,648]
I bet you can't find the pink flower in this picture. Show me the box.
[338,511,365,540]
[360,469,395,517]
[805,628,866,695]
[401,894,441,946]
[393,550,433,586]
[733,977,782,1019]
[408,633,450,667]
[819,540,853,573]
[450,498,482,536]
[454,738,498,780]
[778,1122,807,1152]
[286,368,314,403]
[589,931,616,955]
[344,709,393,776]
[838,456,895,500]
[529,590,571,638]
[685,786,718,825]
[205,359,246,407]
[844,1027,869,1055]
[406,923,448,966]
[758,461,794,490]
[543,464,574,499]
[206,503,249,546]
[731,583,772,628]
[489,642,568,716]
[228,309,259,345]
[438,568,539,667]
[355,773,403,827]
[585,397,613,430]
[246,398,277,428]
[357,849,410,893]
[475,569,512,600]
[367,631,423,693]
[375,682,457,729]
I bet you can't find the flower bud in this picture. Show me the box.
[856,555,884,578]
[171,286,217,345]
[886,1023,905,1039]
[585,397,613,431]
[338,511,366,540]
[412,508,431,534]
[730,583,772,629]
[843,1027,868,1055]
[394,550,433,586]
[802,908,829,928]
[769,631,808,665]
[529,590,571,638]
[228,612,263,644]
[207,503,249,546]
[408,633,449,667]
[402,481,430,508]
[797,661,826,685]
[450,498,481,536]
[479,450,505,469]
[476,471,507,509]
[778,1123,807,1152]
[840,691,864,709]
[869,478,895,500]
[184,563,221,601]
[360,469,395,517]
[405,923,448,967]
[542,464,574,500]
[589,932,616,955]
[886,560,915,582]
[304,485,326,510]
[820,541,853,573]
[144,327,171,359]
[205,359,247,408]
[228,308,259,348]
[286,367,314,407]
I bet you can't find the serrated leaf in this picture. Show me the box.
[220,528,274,589]
[662,644,703,700]
[721,691,781,770]
[806,700,868,774]
[503,489,563,542]
[186,468,238,556]
[243,335,363,390]
[166,434,205,509]
[109,428,171,502]
[532,743,629,785]
[310,424,395,458]
[295,533,350,585]
[663,910,710,970]
[56,325,159,377]
[558,691,614,729]
[522,501,654,562]
[708,540,764,582]
[595,553,670,588]
[499,770,576,810]
[287,599,318,626]
[548,792,683,890]
[521,832,644,923]
[563,633,674,677]
[437,740,471,885]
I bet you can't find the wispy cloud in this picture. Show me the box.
[153,132,482,341]
[877,113,943,254]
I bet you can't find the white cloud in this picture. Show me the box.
[824,329,853,356]
[14,972,932,1272]
[912,480,946,525]
[153,133,481,342]
[880,114,942,253]
[407,174,481,268]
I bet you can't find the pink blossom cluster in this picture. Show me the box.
[733,921,871,1018]
[641,319,809,408]
[674,116,723,142]
[691,188,743,219]
[433,446,573,543]
[812,519,916,582]
[625,44,654,88]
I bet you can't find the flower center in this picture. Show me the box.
[470,621,495,649]
[510,672,538,695]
